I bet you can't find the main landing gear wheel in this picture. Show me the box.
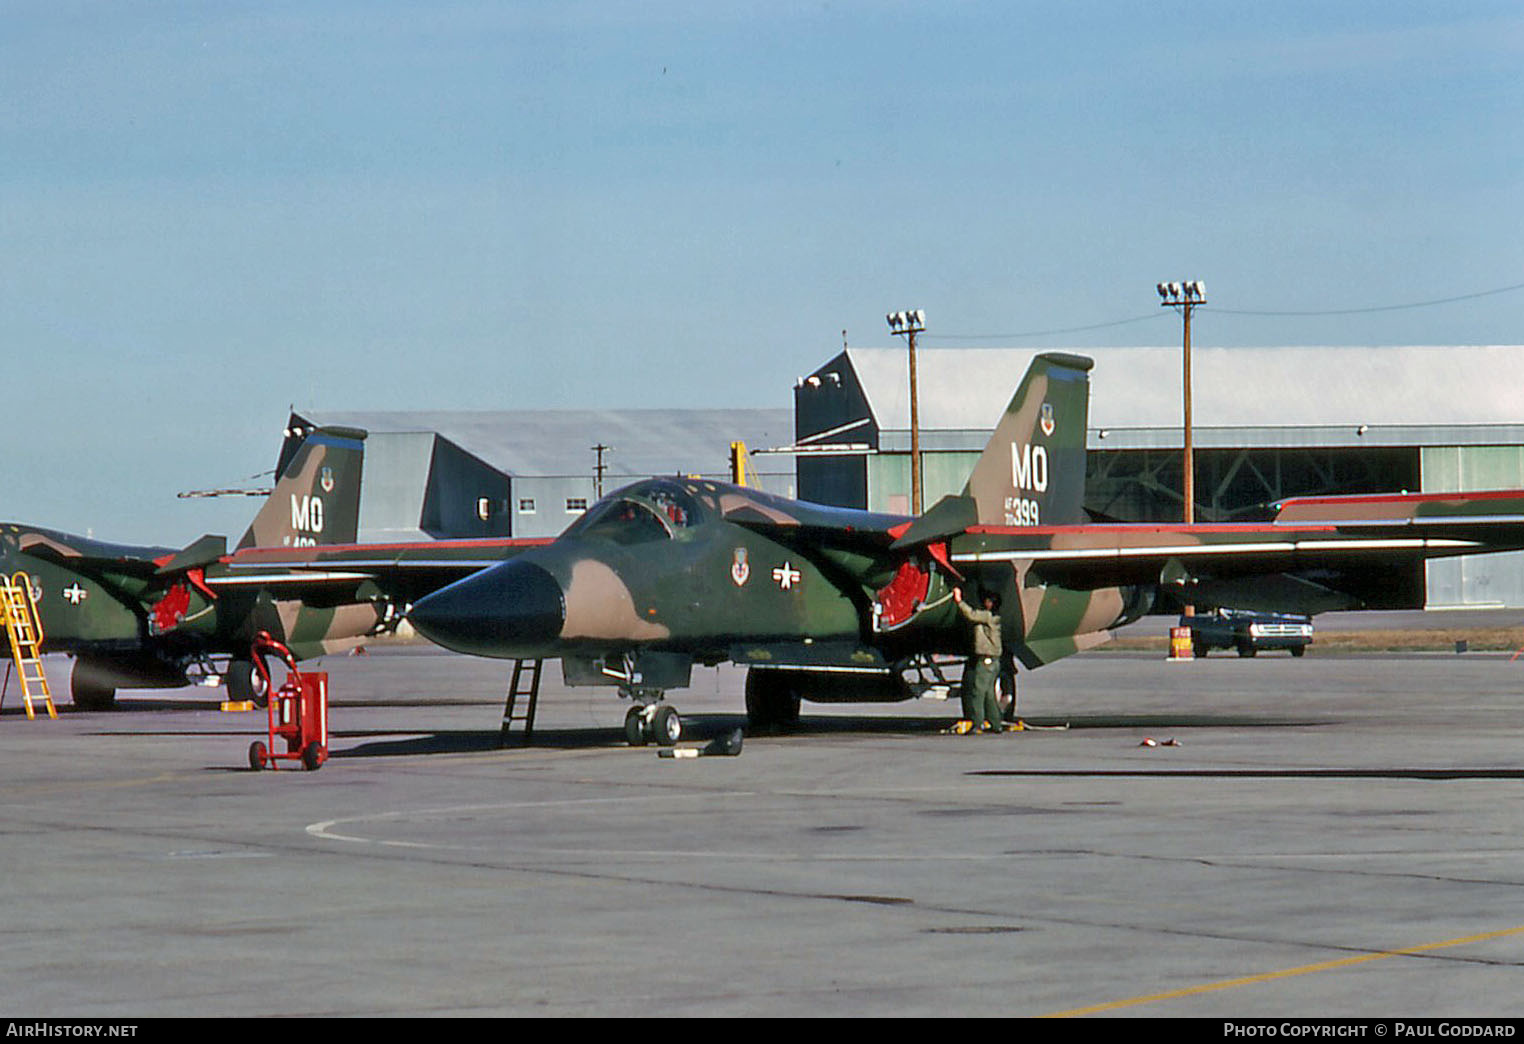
[744,670,800,731]
[650,705,682,746]
[70,674,117,712]
[225,657,270,707]
[624,704,683,747]
[624,706,649,747]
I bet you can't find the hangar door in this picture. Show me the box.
[1423,446,1524,609]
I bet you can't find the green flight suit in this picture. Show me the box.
[956,599,1004,729]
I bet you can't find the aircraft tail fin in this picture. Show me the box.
[236,426,367,550]
[961,352,1093,527]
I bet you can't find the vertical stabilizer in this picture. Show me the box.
[961,352,1092,527]
[236,427,367,550]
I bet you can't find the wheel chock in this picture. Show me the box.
[658,727,745,759]
[703,728,744,756]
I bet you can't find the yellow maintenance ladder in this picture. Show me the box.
[1,571,57,719]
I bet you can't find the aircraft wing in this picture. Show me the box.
[214,537,552,602]
[949,490,1524,613]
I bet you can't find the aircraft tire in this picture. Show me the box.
[744,670,773,727]
[226,658,269,708]
[70,668,117,712]
[745,670,800,731]
[624,706,649,747]
[651,705,682,747]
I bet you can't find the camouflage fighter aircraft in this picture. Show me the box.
[1,426,529,709]
[404,351,1524,745]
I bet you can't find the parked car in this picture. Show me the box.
[1182,608,1314,658]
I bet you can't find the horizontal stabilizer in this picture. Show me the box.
[890,495,978,550]
[156,534,228,575]
[1275,490,1524,528]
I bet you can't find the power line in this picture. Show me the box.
[922,280,1524,341]
[928,313,1164,342]
[1206,280,1524,317]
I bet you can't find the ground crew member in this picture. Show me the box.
[952,586,1004,733]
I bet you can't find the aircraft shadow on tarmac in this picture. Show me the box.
[327,711,1327,760]
[330,713,956,759]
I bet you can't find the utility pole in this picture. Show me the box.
[886,309,927,516]
[591,443,613,500]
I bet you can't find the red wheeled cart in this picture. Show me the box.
[246,631,329,771]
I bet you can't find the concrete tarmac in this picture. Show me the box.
[3,645,1523,1017]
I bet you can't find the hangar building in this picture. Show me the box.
[285,408,793,541]
[791,346,1524,609]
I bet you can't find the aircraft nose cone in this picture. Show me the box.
[408,560,565,658]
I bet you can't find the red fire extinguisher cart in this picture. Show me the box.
[246,631,329,771]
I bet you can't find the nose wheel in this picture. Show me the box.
[624,702,682,747]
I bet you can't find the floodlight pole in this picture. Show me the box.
[1182,305,1194,527]
[1157,282,1207,527]
[1158,281,1206,622]
[886,309,927,516]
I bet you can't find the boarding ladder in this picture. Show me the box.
[500,659,543,746]
[1,572,57,720]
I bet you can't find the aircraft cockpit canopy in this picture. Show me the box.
[561,480,705,545]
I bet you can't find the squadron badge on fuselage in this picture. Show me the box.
[731,547,750,587]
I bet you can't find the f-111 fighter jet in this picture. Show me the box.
[404,353,1524,744]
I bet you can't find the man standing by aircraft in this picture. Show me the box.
[952,585,1004,734]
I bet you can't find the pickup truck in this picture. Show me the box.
[1182,608,1314,658]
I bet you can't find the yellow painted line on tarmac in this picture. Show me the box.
[1041,923,1524,1018]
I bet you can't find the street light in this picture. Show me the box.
[886,309,927,515]
[1156,281,1206,526]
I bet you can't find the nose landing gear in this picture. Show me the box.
[623,698,682,747]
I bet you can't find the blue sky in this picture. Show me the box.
[4,1,1521,543]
